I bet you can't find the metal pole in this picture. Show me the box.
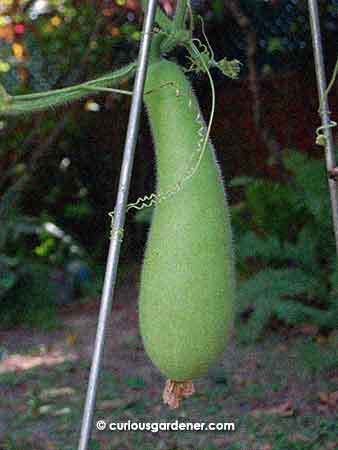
[308,0,338,255]
[77,0,158,448]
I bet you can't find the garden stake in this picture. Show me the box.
[77,0,158,448]
[308,0,338,256]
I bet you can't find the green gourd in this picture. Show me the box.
[139,58,235,407]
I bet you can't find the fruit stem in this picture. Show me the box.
[162,379,195,409]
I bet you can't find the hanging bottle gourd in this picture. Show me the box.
[139,52,236,408]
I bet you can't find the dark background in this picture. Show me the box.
[1,2,338,449]
[1,0,337,265]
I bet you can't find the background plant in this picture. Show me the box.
[231,149,338,342]
[0,178,94,329]
[1,0,337,332]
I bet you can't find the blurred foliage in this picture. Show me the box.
[0,0,337,330]
[206,0,338,81]
[0,176,94,329]
[0,0,145,271]
[231,149,338,342]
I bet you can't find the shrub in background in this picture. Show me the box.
[0,180,95,329]
[232,149,338,342]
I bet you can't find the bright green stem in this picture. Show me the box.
[159,0,191,54]
[0,61,137,116]
[173,0,188,31]
[141,0,173,32]
[82,86,133,96]
[149,33,166,63]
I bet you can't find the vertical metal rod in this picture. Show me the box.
[77,1,158,448]
[308,0,338,255]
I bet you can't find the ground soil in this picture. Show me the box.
[0,267,337,450]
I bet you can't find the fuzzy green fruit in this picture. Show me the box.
[139,58,235,383]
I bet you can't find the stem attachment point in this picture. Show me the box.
[163,379,195,409]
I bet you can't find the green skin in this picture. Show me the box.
[0,0,238,383]
[139,58,235,381]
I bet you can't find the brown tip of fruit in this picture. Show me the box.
[162,379,195,409]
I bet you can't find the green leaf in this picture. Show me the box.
[282,225,319,272]
[63,201,93,219]
[212,0,225,22]
[275,300,335,328]
[236,231,283,262]
[267,37,284,54]
[0,255,19,267]
[0,270,17,293]
[0,175,29,221]
[281,149,308,172]
[287,155,331,227]
[238,268,320,310]
[237,293,275,342]
[244,179,305,239]
[123,377,146,389]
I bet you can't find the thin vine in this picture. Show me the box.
[109,18,241,241]
[109,41,217,241]
[0,62,137,115]
[315,58,338,147]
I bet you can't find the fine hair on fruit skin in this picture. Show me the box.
[139,57,235,408]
